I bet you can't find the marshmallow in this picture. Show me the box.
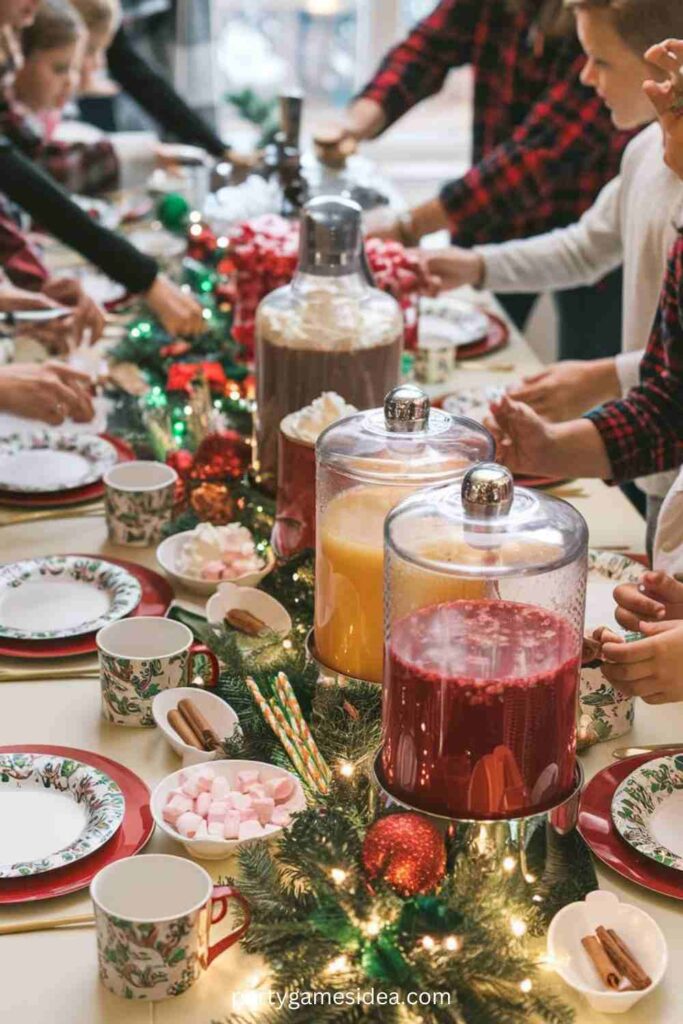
[265,777,295,803]
[176,811,203,838]
[211,776,230,801]
[195,819,209,839]
[208,801,228,822]
[271,806,292,828]
[239,804,258,822]
[239,820,266,841]
[195,766,216,792]
[252,796,275,826]
[228,792,252,811]
[181,777,201,799]
[208,821,225,836]
[237,770,261,792]
[195,792,211,818]
[244,783,266,799]
[165,794,193,818]
[223,811,240,839]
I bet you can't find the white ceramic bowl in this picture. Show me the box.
[547,890,667,1014]
[206,581,291,635]
[156,531,275,596]
[151,759,306,860]
[152,687,239,760]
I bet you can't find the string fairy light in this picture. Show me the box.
[519,978,533,994]
[510,918,527,938]
[330,868,347,886]
[502,856,516,873]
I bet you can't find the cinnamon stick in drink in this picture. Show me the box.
[177,698,220,751]
[596,927,651,990]
[225,609,268,636]
[581,935,621,990]
[167,709,203,750]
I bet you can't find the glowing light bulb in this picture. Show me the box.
[422,936,435,951]
[502,856,516,873]
[339,762,354,778]
[330,868,347,885]
[510,918,527,938]
[326,955,349,975]
[445,936,461,952]
[519,979,532,994]
[364,917,381,937]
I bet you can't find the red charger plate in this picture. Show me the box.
[0,435,135,509]
[0,558,173,660]
[578,750,683,900]
[455,312,509,361]
[0,744,153,904]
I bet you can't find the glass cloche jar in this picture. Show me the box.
[381,464,588,821]
[314,386,494,684]
[254,195,403,490]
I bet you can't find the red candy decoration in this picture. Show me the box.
[361,814,446,898]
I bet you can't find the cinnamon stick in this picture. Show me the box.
[581,935,621,990]
[167,709,203,750]
[177,698,220,752]
[225,608,268,636]
[596,927,652,990]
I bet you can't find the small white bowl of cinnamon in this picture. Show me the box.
[547,890,667,1013]
[152,688,239,762]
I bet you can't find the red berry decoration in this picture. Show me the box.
[362,814,446,898]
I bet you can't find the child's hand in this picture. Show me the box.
[507,359,619,423]
[601,619,683,705]
[145,274,204,336]
[484,394,558,475]
[643,40,683,179]
[613,570,683,631]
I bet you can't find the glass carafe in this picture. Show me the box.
[314,387,494,683]
[254,196,403,490]
[382,464,588,820]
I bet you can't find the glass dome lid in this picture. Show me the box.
[386,463,588,578]
[315,385,494,485]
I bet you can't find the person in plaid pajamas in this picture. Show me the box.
[346,0,632,358]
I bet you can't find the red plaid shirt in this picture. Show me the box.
[0,210,48,289]
[0,98,119,197]
[359,0,631,246]
[586,234,683,481]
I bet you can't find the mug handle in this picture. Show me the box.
[189,644,220,688]
[207,885,251,964]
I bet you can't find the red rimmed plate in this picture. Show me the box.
[0,558,173,660]
[578,750,683,900]
[456,312,509,360]
[0,744,153,904]
[0,435,135,509]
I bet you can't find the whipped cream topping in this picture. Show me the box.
[282,392,357,444]
[177,523,265,581]
[257,287,402,352]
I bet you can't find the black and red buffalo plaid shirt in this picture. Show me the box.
[586,233,683,481]
[358,0,632,246]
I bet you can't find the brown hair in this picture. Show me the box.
[22,0,83,56]
[505,0,575,38]
[69,0,120,35]
[563,0,683,55]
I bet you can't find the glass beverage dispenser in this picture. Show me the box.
[382,464,588,820]
[314,387,494,684]
[254,195,403,490]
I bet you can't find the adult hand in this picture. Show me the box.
[145,274,204,336]
[507,359,620,422]
[414,247,484,294]
[613,570,683,631]
[0,360,94,424]
[601,618,683,705]
[643,40,683,179]
[43,277,105,345]
[363,207,404,242]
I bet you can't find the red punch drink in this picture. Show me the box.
[382,599,579,820]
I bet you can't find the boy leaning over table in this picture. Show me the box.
[416,0,683,555]
[486,39,683,706]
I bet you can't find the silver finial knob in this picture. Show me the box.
[462,463,514,517]
[279,91,303,148]
[384,385,430,433]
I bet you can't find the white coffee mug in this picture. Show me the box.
[97,616,219,727]
[91,854,250,1000]
[104,461,177,547]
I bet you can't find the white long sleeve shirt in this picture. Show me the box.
[476,121,683,498]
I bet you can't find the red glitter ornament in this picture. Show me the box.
[190,482,235,524]
[362,814,446,897]
[190,430,250,483]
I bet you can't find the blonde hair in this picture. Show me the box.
[22,0,83,57]
[564,0,683,55]
[69,0,120,34]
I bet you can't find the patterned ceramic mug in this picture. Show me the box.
[97,617,219,727]
[104,461,178,547]
[91,854,250,1001]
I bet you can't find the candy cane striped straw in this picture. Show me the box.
[270,701,328,795]
[245,677,312,786]
[276,672,331,784]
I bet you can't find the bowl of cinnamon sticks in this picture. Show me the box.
[547,890,666,1013]
[152,688,239,761]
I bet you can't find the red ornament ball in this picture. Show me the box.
[190,482,235,524]
[190,431,251,483]
[362,813,446,897]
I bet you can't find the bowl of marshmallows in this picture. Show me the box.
[157,522,274,595]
